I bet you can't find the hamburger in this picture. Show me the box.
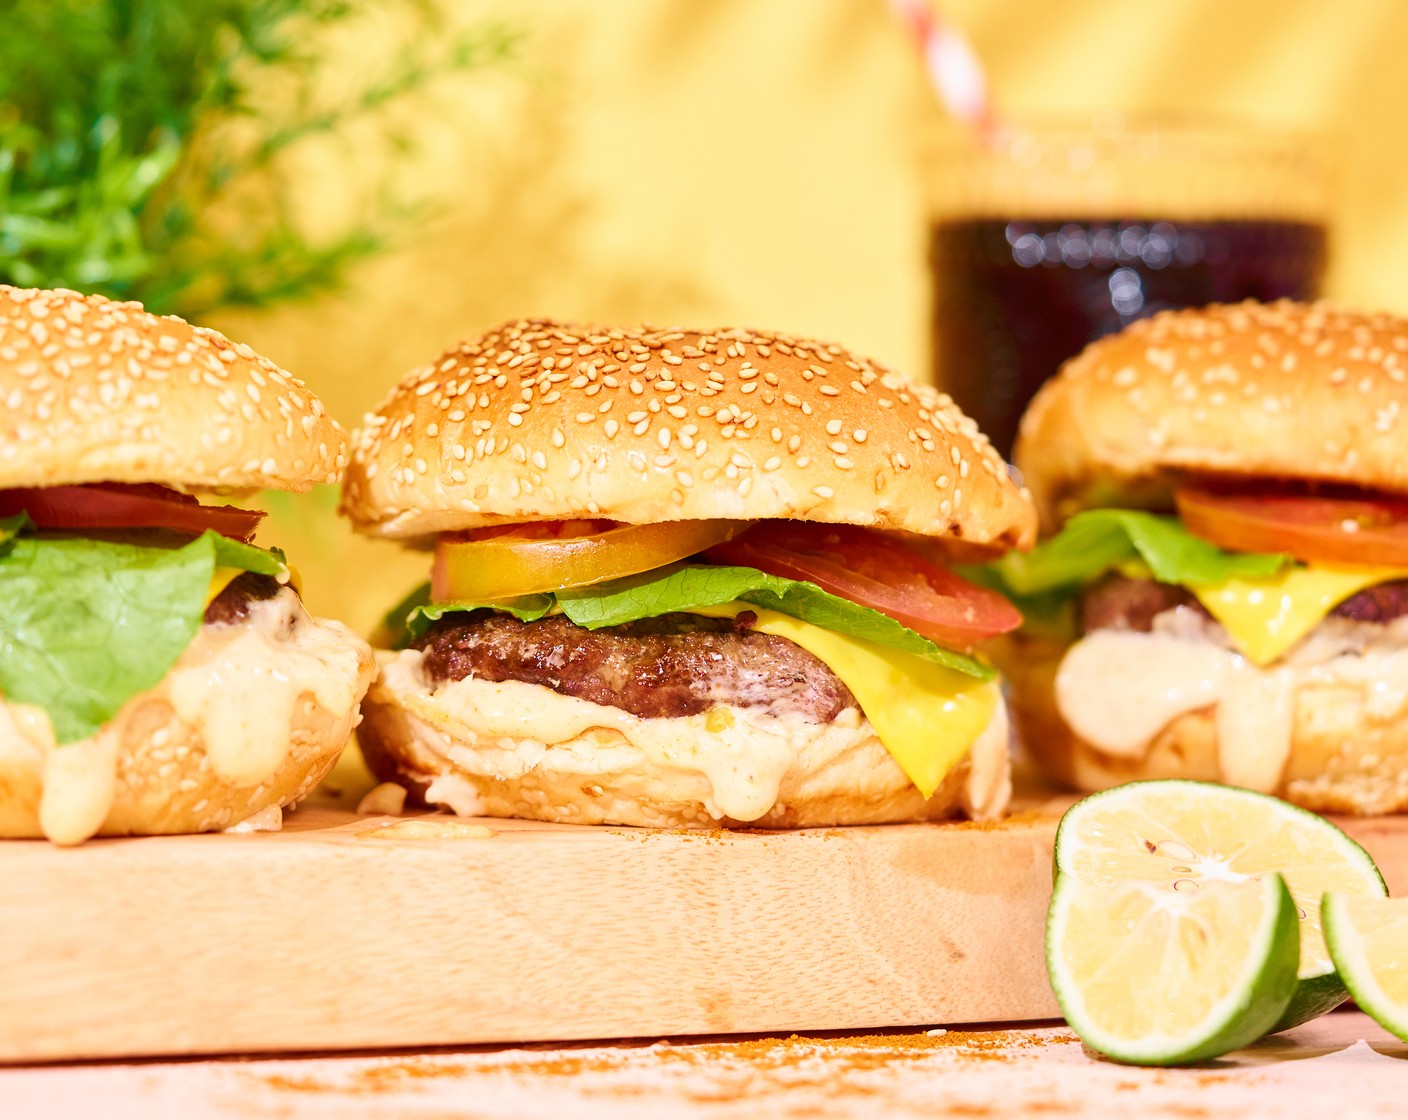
[0,286,375,844]
[341,320,1035,828]
[985,300,1408,814]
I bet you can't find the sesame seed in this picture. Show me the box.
[0,285,346,492]
[336,315,1036,545]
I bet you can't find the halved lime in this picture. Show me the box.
[1053,780,1386,1031]
[1047,871,1299,1064]
[1323,893,1408,1041]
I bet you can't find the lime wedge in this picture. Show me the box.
[1323,893,1408,1041]
[1047,871,1299,1064]
[1053,780,1386,1031]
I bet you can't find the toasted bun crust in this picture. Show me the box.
[0,286,348,491]
[1002,632,1408,816]
[0,612,376,842]
[341,320,1034,550]
[356,658,1011,828]
[1016,301,1408,528]
[0,693,348,839]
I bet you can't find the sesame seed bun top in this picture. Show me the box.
[1015,301,1408,529]
[0,286,348,492]
[341,319,1036,551]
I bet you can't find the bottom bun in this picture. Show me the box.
[0,589,376,844]
[1002,629,1408,816]
[358,648,1011,828]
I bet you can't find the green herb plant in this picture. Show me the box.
[0,0,519,318]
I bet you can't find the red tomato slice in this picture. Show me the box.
[0,483,265,542]
[1175,486,1408,567]
[705,521,1022,650]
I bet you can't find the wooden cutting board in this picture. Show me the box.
[4,793,1408,1063]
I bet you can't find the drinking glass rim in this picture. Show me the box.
[925,110,1331,222]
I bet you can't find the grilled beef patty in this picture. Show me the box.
[414,611,858,722]
[1080,574,1408,634]
[203,572,286,625]
[1079,577,1200,633]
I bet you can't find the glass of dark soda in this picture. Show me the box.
[928,115,1329,459]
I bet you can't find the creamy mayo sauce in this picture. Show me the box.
[962,700,1010,819]
[0,703,54,757]
[424,675,835,822]
[423,773,486,817]
[1056,609,1408,793]
[356,780,409,816]
[5,589,367,845]
[169,593,364,786]
[40,737,118,846]
[1056,632,1234,758]
[223,803,283,833]
[376,649,1008,822]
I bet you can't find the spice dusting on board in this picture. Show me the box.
[250,1027,1081,1102]
[940,809,1058,832]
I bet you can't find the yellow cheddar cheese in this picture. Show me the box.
[693,603,998,797]
[1190,564,1408,666]
[204,566,245,608]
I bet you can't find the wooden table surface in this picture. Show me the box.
[7,1008,1404,1119]
[11,796,1408,1063]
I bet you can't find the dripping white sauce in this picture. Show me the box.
[375,649,1007,822]
[4,588,366,845]
[962,699,1010,819]
[168,594,364,786]
[40,737,118,846]
[223,803,283,833]
[1056,610,1408,793]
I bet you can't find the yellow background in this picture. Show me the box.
[209,0,1408,633]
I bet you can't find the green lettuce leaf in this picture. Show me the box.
[409,593,554,631]
[377,581,433,645]
[0,513,31,558]
[212,535,287,577]
[0,529,288,744]
[400,564,993,679]
[979,510,1291,599]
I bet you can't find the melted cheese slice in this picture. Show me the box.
[204,566,245,607]
[1189,564,1408,666]
[692,603,998,798]
[203,563,296,608]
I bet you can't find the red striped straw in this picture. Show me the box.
[889,0,995,134]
